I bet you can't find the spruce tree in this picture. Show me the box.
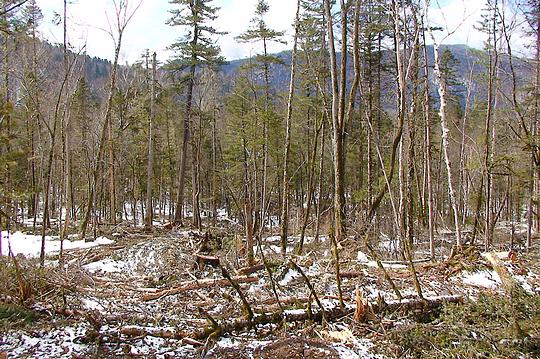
[236,0,285,257]
[167,0,225,228]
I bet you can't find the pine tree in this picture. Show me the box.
[168,0,225,228]
[236,0,285,263]
[0,0,27,240]
[20,0,43,227]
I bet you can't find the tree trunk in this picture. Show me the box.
[421,26,435,259]
[280,0,301,255]
[426,9,462,247]
[80,26,126,239]
[175,19,200,227]
[324,0,347,242]
[41,59,73,266]
[174,64,195,226]
[145,52,156,229]
[484,0,499,251]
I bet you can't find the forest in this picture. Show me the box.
[1,0,540,357]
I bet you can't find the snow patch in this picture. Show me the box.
[83,258,125,273]
[480,251,510,260]
[0,324,90,358]
[82,298,105,311]
[215,337,238,348]
[357,251,369,263]
[279,269,301,286]
[0,231,114,258]
[462,270,501,289]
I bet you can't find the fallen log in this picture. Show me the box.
[121,296,464,341]
[238,264,266,275]
[120,326,187,339]
[340,270,363,279]
[194,253,220,269]
[260,295,344,306]
[142,275,259,301]
[182,337,205,346]
[253,295,344,314]
[381,258,431,265]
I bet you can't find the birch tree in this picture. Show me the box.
[79,0,142,240]
[424,0,462,248]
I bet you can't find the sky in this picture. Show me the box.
[33,0,530,65]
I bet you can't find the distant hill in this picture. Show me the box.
[219,44,533,110]
[4,36,530,110]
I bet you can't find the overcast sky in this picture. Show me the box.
[33,0,529,65]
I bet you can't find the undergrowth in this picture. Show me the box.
[0,256,57,305]
[0,256,71,332]
[380,292,540,358]
[0,304,40,331]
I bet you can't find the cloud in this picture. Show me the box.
[36,0,174,63]
[35,0,295,64]
[215,0,295,59]
[427,0,530,57]
[34,0,533,64]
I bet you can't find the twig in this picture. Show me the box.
[365,236,403,301]
[220,264,254,323]
[288,259,327,324]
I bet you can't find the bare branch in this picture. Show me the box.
[0,0,29,17]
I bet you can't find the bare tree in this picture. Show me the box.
[79,0,142,240]
[145,52,156,229]
[279,0,301,255]
[424,0,462,248]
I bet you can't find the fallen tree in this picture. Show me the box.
[122,296,464,342]
[142,275,260,301]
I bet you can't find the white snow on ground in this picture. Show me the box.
[514,275,535,294]
[363,284,395,301]
[462,270,502,289]
[333,339,384,359]
[357,251,369,263]
[1,324,194,358]
[83,258,125,273]
[265,235,281,243]
[480,251,510,260]
[507,266,540,295]
[81,297,106,311]
[212,334,383,359]
[0,231,114,258]
[324,326,384,359]
[283,308,306,315]
[215,337,237,348]
[279,268,301,286]
[356,251,407,269]
[0,324,90,358]
[306,263,322,276]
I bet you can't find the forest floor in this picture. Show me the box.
[1,222,540,358]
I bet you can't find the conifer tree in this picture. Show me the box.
[168,0,225,228]
[236,0,285,247]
